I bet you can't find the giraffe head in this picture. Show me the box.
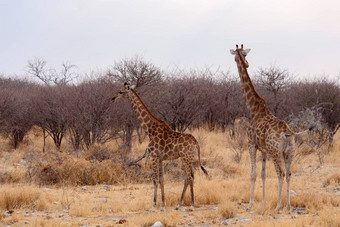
[230,44,251,68]
[111,82,136,103]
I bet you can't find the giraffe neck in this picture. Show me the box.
[127,89,169,136]
[235,57,271,120]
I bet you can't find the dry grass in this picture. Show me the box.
[0,185,49,211]
[0,127,339,226]
[218,200,236,219]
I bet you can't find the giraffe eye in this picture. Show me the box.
[119,91,123,94]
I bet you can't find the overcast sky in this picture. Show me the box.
[1,0,340,80]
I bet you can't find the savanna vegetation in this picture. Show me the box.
[0,56,339,226]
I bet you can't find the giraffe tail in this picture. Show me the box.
[201,166,208,175]
[198,146,208,175]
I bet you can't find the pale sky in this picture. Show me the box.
[1,0,340,80]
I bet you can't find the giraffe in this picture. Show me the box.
[111,82,208,211]
[230,44,312,211]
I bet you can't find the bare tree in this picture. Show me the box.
[0,78,35,149]
[27,58,77,86]
[107,57,163,152]
[156,73,210,132]
[107,55,162,88]
[65,78,117,150]
[31,86,69,150]
[255,65,291,117]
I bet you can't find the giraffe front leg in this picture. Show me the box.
[247,145,257,210]
[284,151,293,211]
[261,152,267,203]
[159,161,165,211]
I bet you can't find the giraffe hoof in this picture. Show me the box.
[146,207,156,212]
[160,207,165,212]
[284,204,291,211]
[274,205,282,212]
[188,206,194,211]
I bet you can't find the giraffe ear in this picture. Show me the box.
[242,49,251,56]
[230,49,236,55]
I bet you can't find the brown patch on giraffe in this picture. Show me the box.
[160,139,165,147]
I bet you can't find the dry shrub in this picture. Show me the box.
[194,175,224,205]
[69,203,92,217]
[318,208,340,227]
[0,186,47,210]
[330,197,340,207]
[290,192,323,212]
[254,202,272,216]
[0,167,25,184]
[323,172,340,187]
[218,200,236,219]
[85,144,113,162]
[220,162,243,176]
[26,146,148,186]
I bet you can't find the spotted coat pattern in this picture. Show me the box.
[231,45,295,211]
[112,84,207,211]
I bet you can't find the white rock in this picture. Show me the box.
[151,221,164,227]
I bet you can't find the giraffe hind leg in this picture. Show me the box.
[273,158,285,211]
[150,158,159,211]
[176,161,193,211]
[176,178,189,210]
[189,168,194,211]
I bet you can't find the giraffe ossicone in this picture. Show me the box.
[112,82,208,211]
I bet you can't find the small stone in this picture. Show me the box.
[103,185,112,190]
[239,218,251,222]
[293,206,306,215]
[151,221,164,227]
[82,186,87,191]
[334,187,340,192]
[24,221,30,224]
[4,210,13,217]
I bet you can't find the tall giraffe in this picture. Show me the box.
[112,83,208,211]
[230,45,312,211]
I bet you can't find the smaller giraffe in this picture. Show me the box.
[112,83,208,211]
